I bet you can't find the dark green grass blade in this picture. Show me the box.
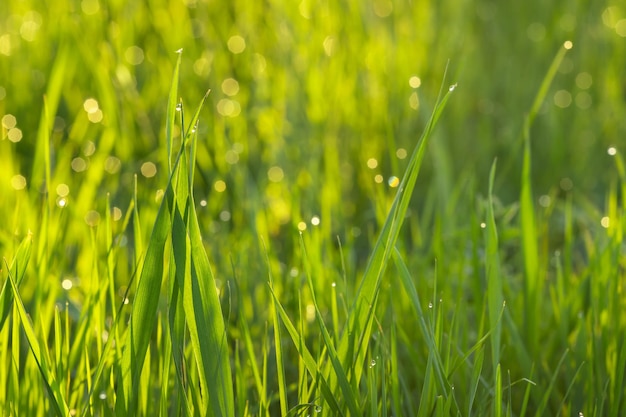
[486,160,504,373]
[115,181,172,416]
[335,67,456,387]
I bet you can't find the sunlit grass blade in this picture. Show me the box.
[335,66,456,390]
[300,236,360,416]
[0,234,32,330]
[6,262,69,417]
[166,49,183,173]
[268,283,344,416]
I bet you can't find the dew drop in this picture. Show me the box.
[314,405,322,413]
[449,83,458,92]
[428,302,433,309]
[607,146,617,156]
[176,103,182,112]
[369,359,377,367]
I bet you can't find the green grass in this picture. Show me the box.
[1,0,626,416]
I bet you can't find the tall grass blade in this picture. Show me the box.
[486,160,503,372]
[336,66,456,388]
[520,41,572,351]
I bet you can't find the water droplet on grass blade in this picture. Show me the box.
[315,405,322,413]
[369,359,377,367]
[449,83,458,92]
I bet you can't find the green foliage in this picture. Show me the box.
[1,0,626,416]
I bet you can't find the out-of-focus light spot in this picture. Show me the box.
[615,19,626,37]
[299,0,311,19]
[219,210,231,221]
[409,92,419,110]
[374,174,383,183]
[155,189,164,202]
[563,40,573,49]
[84,98,103,123]
[82,0,100,15]
[575,92,592,109]
[602,7,619,28]
[84,98,99,113]
[141,162,157,178]
[323,36,336,57]
[216,98,241,117]
[112,207,122,221]
[373,0,393,17]
[526,22,546,42]
[7,127,22,142]
[607,147,617,156]
[268,166,284,182]
[2,114,16,129]
[71,157,88,172]
[85,210,101,227]
[88,110,103,123]
[0,34,12,56]
[10,175,26,190]
[409,76,421,88]
[56,183,70,197]
[221,78,239,96]
[298,221,307,231]
[105,156,121,173]
[601,216,610,228]
[214,180,226,192]
[396,148,407,159]
[20,12,42,42]
[61,279,73,290]
[124,46,144,65]
[554,90,572,108]
[576,72,592,89]
[84,140,96,156]
[227,35,246,54]
[193,57,211,77]
[56,197,67,208]
[225,150,239,164]
[538,195,551,207]
[367,158,378,169]
[311,215,320,226]
[0,86,6,100]
[199,199,207,207]
[252,53,267,78]
[560,177,573,191]
[388,176,400,187]
[305,303,315,322]
[480,222,487,229]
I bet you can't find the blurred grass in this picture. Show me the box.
[1,0,626,415]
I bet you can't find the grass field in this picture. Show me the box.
[1,0,626,416]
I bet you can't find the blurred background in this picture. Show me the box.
[1,0,624,269]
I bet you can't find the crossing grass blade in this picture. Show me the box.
[0,234,32,330]
[332,65,456,394]
[5,246,70,417]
